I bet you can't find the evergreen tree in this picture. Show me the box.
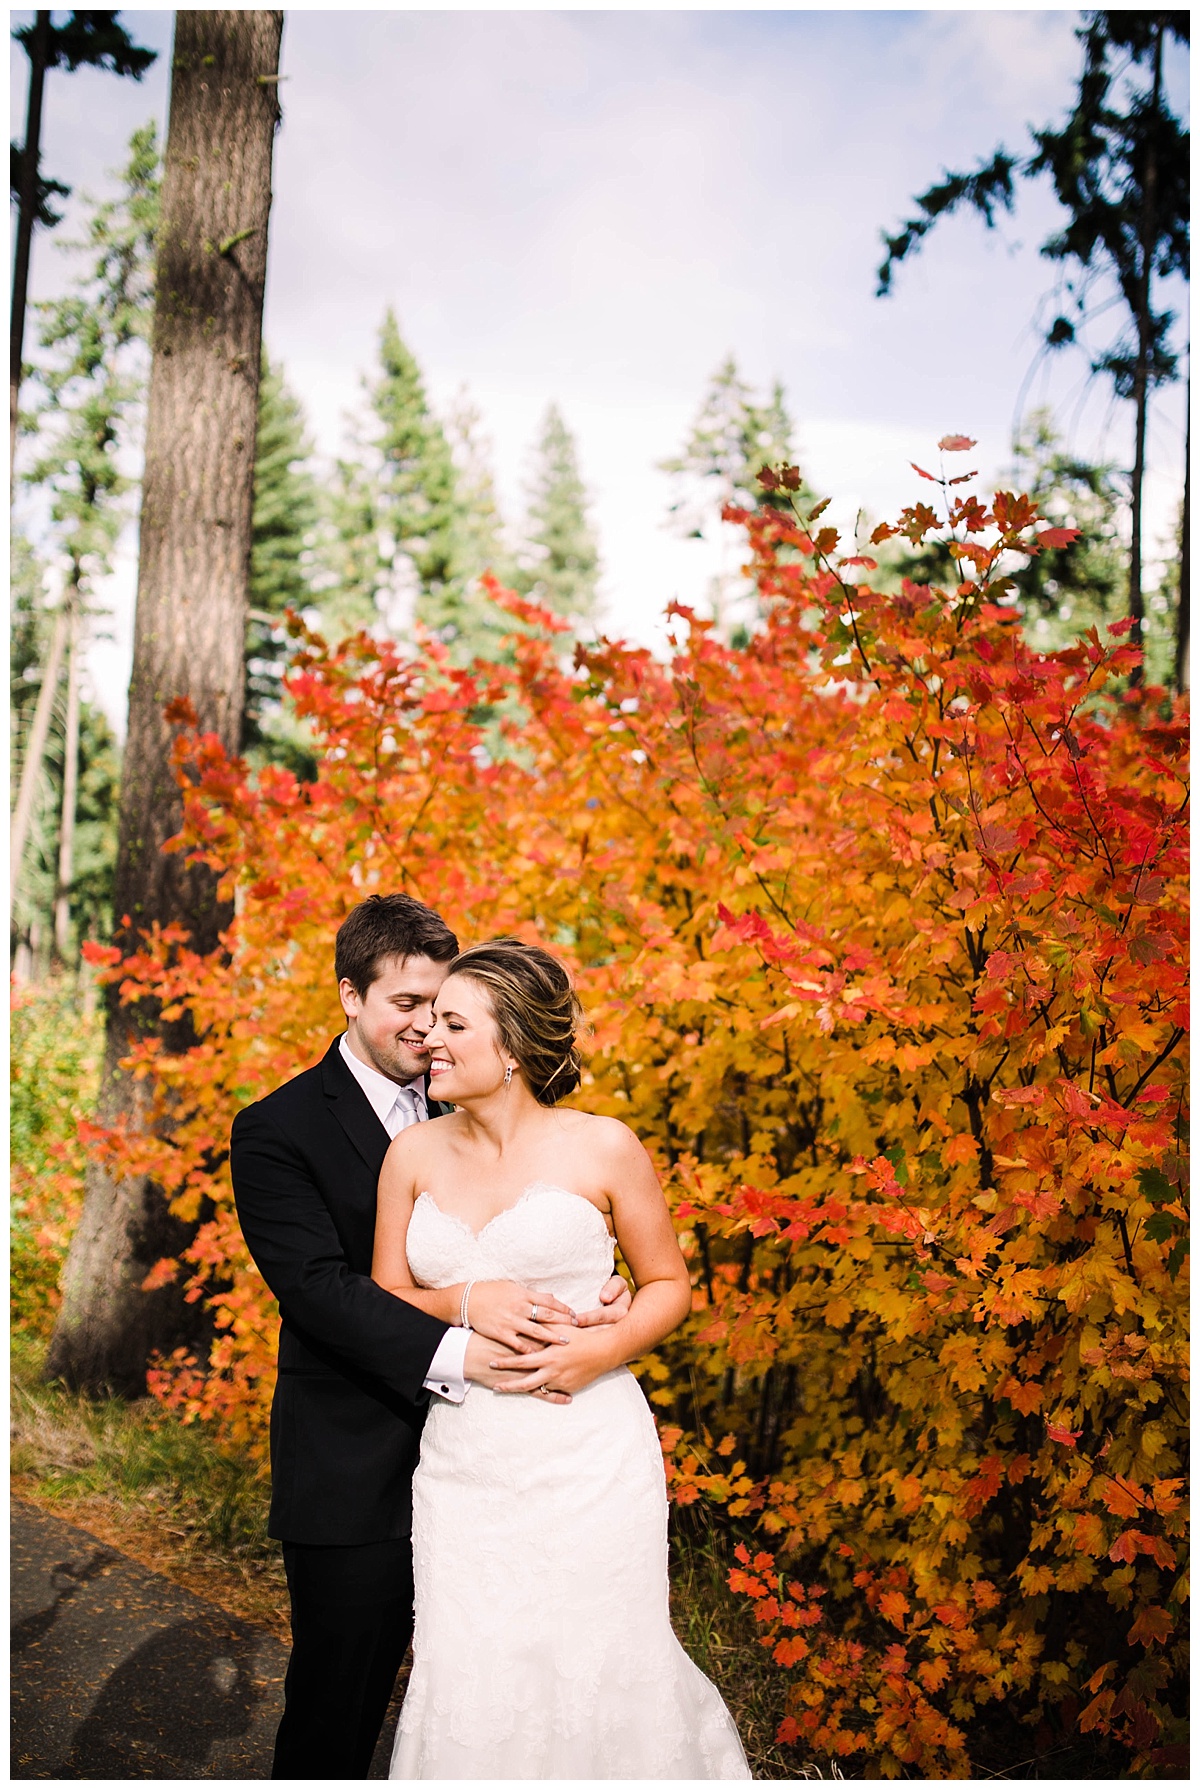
[325,309,463,642]
[10,531,120,975]
[877,11,1190,678]
[244,352,320,770]
[320,447,388,639]
[444,389,510,583]
[375,309,460,633]
[11,10,157,463]
[321,314,533,663]
[1007,411,1174,686]
[11,123,155,961]
[1006,410,1126,638]
[520,403,600,626]
[661,357,804,635]
[441,388,522,660]
[10,529,55,972]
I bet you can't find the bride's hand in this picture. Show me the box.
[489,1325,622,1399]
[464,1280,576,1354]
[464,1334,572,1403]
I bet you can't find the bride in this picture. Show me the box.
[371,937,751,1779]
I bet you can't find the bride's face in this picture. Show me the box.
[425,974,516,1102]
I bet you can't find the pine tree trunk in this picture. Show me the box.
[46,11,283,1395]
[10,599,69,900]
[53,588,81,963]
[1129,343,1148,683]
[10,10,50,476]
[1128,21,1163,691]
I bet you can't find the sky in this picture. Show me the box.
[11,6,1190,733]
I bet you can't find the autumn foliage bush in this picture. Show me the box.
[81,444,1187,1775]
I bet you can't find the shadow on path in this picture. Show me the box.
[11,1499,408,1779]
[11,1501,285,1779]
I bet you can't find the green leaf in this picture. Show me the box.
[1166,1238,1190,1280]
[885,1144,909,1187]
[1138,1167,1177,1206]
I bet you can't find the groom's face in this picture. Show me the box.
[339,953,450,1085]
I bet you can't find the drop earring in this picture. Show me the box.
[503,1065,513,1086]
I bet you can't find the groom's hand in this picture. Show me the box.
[571,1272,632,1328]
[464,1333,572,1403]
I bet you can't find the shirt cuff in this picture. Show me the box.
[423,1325,469,1403]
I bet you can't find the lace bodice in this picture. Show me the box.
[394,1177,751,1779]
[405,1182,616,1314]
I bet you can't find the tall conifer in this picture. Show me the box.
[662,357,802,635]
[325,309,461,639]
[11,122,156,954]
[521,404,600,625]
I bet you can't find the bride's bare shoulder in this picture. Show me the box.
[382,1110,462,1173]
[556,1110,650,1163]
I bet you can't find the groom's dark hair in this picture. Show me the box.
[335,894,459,996]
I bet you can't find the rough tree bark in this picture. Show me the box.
[47,11,284,1394]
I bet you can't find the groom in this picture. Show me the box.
[230,893,630,1779]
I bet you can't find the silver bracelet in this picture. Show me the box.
[459,1280,476,1331]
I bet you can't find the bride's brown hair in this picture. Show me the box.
[447,938,583,1106]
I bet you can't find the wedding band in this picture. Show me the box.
[530,1305,539,1321]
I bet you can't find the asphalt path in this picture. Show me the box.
[10,1500,405,1779]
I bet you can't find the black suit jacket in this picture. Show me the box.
[230,1037,453,1545]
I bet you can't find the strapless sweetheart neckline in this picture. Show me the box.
[415,1182,613,1242]
[395,1173,751,1777]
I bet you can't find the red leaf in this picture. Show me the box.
[1046,1423,1081,1447]
[1036,526,1081,550]
[163,695,199,727]
[938,434,977,452]
[911,463,938,482]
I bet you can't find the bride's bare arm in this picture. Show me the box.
[372,1129,575,1352]
[491,1123,691,1397]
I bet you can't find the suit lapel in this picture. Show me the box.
[319,1039,391,1178]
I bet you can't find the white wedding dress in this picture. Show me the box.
[390,1181,751,1780]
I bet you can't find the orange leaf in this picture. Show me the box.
[1128,1605,1172,1648]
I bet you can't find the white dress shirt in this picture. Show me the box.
[339,1032,468,1402]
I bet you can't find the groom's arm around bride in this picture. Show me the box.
[229,897,534,1779]
[229,894,630,1779]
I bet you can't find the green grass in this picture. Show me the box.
[11,1328,287,1627]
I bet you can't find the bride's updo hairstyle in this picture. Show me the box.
[448,937,583,1106]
